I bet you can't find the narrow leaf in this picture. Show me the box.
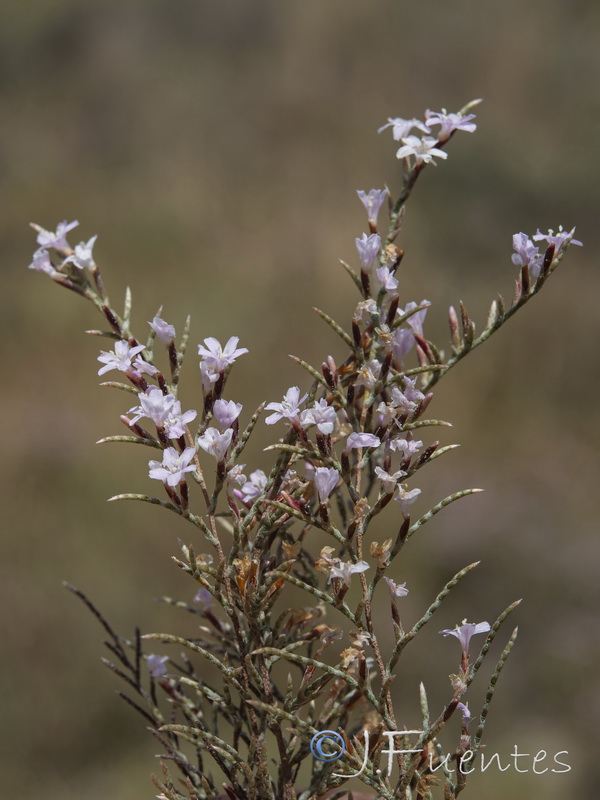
[97,435,162,449]
[407,488,483,540]
[100,380,139,395]
[313,308,353,347]
[289,355,328,388]
[339,260,363,293]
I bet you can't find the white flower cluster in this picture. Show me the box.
[28,219,98,275]
[378,103,479,165]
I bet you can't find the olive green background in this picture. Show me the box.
[2,1,599,798]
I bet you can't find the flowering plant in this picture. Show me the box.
[28,100,580,800]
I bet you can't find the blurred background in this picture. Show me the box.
[2,0,599,798]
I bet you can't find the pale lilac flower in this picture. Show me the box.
[355,359,381,390]
[147,654,169,678]
[128,386,176,427]
[194,588,213,610]
[391,377,425,414]
[314,467,340,502]
[300,399,337,434]
[390,388,418,415]
[389,437,423,459]
[391,327,415,363]
[374,466,406,494]
[425,109,477,140]
[376,266,399,293]
[197,427,234,461]
[396,136,448,165]
[28,247,55,275]
[64,235,97,269]
[97,341,146,376]
[384,577,409,598]
[148,447,196,486]
[357,189,388,226]
[378,117,430,141]
[394,483,421,515]
[403,375,425,402]
[327,559,370,587]
[281,469,298,489]
[532,226,583,251]
[133,356,159,377]
[149,316,176,344]
[355,232,381,270]
[32,219,79,250]
[376,401,397,427]
[213,399,243,430]
[265,386,308,425]
[200,360,220,390]
[163,400,197,439]
[198,336,248,373]
[511,233,543,277]
[457,702,472,723]
[345,432,381,451]
[399,299,430,335]
[227,464,247,496]
[440,620,491,656]
[241,469,268,502]
[391,385,415,411]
